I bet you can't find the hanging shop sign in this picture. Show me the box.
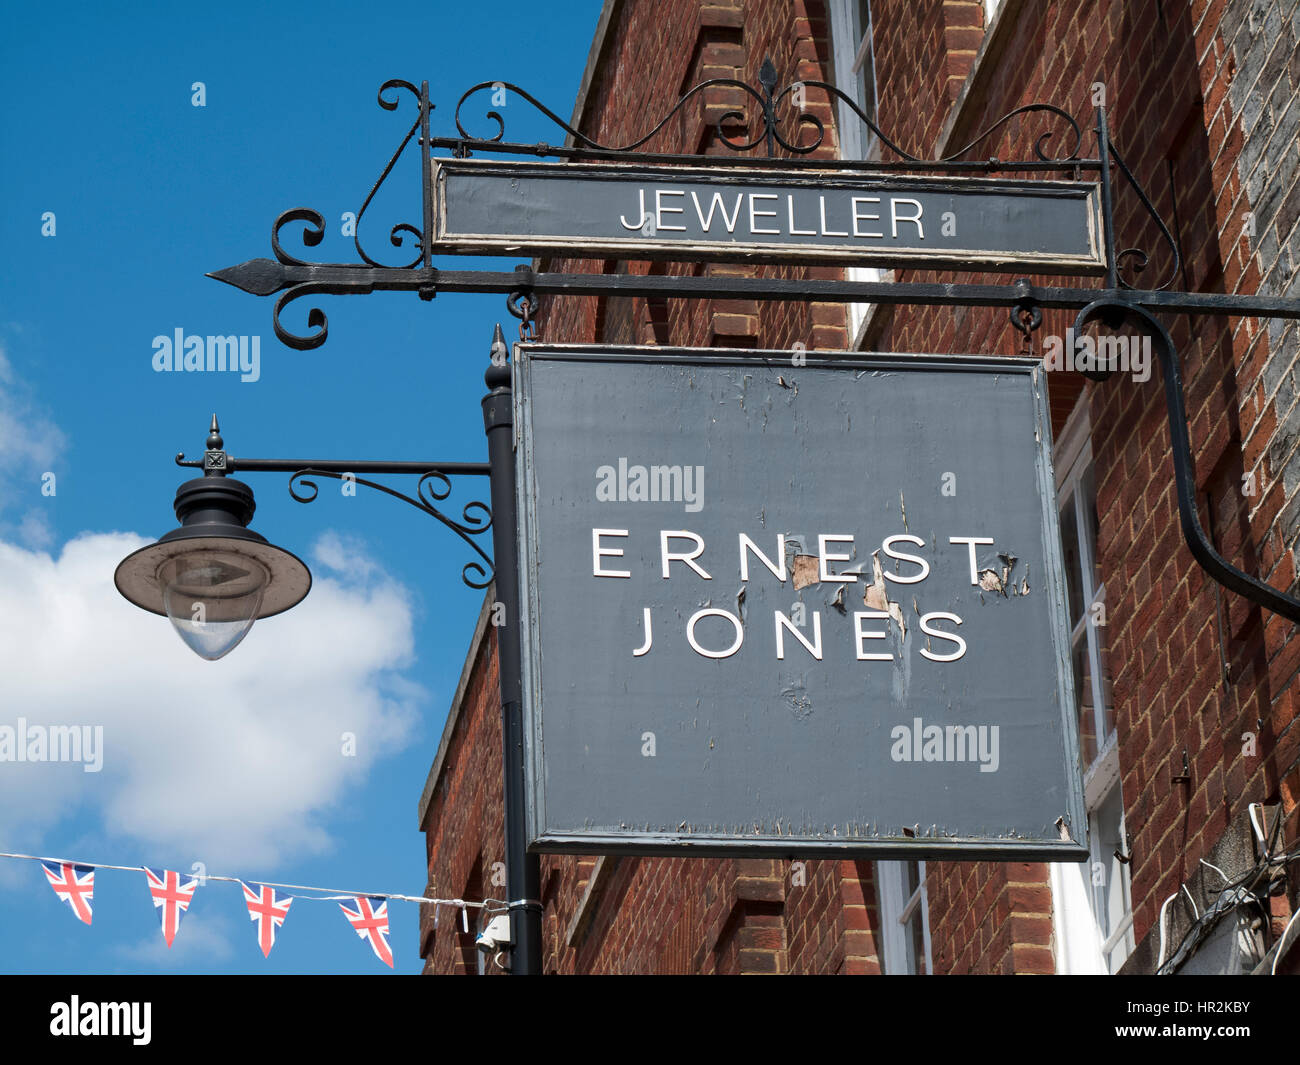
[514,344,1088,860]
[433,158,1105,273]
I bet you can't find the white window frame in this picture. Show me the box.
[828,0,879,162]
[1048,391,1135,974]
[827,0,882,345]
[876,860,932,974]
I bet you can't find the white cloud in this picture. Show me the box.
[116,909,237,968]
[0,346,64,470]
[0,344,65,549]
[0,529,426,869]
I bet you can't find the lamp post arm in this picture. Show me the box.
[175,454,489,477]
[174,447,494,590]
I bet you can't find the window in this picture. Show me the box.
[827,0,882,345]
[828,0,878,162]
[877,860,933,974]
[1048,393,1135,974]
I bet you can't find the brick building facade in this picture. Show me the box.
[419,0,1300,974]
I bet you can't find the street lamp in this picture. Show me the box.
[114,417,311,660]
[111,332,541,973]
[114,385,500,668]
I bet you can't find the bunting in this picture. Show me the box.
[42,861,95,925]
[340,896,394,968]
[144,867,199,947]
[242,882,293,957]
[4,850,489,966]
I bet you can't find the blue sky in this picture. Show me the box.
[0,0,602,973]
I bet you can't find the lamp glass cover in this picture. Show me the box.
[158,550,270,660]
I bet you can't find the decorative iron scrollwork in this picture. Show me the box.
[1107,143,1181,291]
[287,468,494,589]
[451,74,809,155]
[212,70,1149,357]
[453,60,1082,165]
[245,80,433,349]
[355,79,427,270]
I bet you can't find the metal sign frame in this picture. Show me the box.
[200,60,1300,972]
[208,68,1300,631]
[513,342,1088,861]
[432,157,1106,273]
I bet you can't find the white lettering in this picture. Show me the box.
[787,194,817,236]
[949,536,995,584]
[633,607,653,656]
[661,530,712,580]
[592,529,631,578]
[819,194,848,237]
[853,611,893,661]
[619,188,648,230]
[919,611,967,662]
[749,193,780,235]
[686,608,744,658]
[890,197,924,239]
[775,610,823,660]
[691,190,744,233]
[655,188,687,231]
[851,196,883,238]
[739,533,787,582]
[881,534,930,583]
[817,534,857,582]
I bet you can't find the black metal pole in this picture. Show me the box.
[481,323,543,974]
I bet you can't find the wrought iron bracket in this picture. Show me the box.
[175,448,493,589]
[206,70,1300,626]
[1072,298,1300,625]
[209,260,1300,348]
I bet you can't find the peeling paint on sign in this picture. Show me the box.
[792,554,820,590]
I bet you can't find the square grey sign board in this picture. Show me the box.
[515,345,1087,860]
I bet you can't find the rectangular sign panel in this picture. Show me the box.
[515,345,1088,860]
[435,158,1104,273]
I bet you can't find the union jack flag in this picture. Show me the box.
[340,895,393,968]
[42,861,94,925]
[241,882,292,957]
[143,867,199,947]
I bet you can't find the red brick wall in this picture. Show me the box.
[419,626,504,974]
[864,0,1297,964]
[421,0,1300,974]
[541,854,880,974]
[1188,0,1300,947]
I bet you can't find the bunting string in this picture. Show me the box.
[0,849,499,967]
[0,850,492,909]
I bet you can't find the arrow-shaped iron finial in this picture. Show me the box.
[207,259,292,297]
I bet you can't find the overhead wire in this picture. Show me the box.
[0,849,496,913]
[1156,807,1294,975]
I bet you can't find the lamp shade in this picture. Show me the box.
[115,474,311,660]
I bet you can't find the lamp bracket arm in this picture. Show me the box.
[172,452,494,590]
